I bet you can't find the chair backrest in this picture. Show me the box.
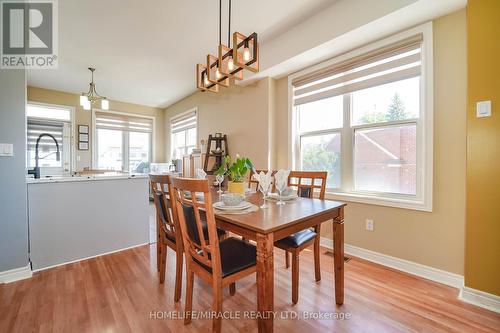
[170,178,222,276]
[287,171,327,200]
[248,169,277,191]
[149,174,179,242]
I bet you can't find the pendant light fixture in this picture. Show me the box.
[79,67,109,110]
[196,0,259,92]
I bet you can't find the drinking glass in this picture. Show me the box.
[258,182,271,209]
[215,174,224,202]
[275,180,286,205]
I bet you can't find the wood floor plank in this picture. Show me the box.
[1,243,499,333]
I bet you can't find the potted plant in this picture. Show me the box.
[215,154,253,195]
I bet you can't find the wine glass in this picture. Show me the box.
[258,181,271,209]
[215,174,224,201]
[275,179,286,205]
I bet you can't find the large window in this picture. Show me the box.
[94,111,153,173]
[291,25,433,211]
[27,103,73,176]
[170,108,197,159]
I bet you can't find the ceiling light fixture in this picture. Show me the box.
[196,0,259,92]
[79,67,109,110]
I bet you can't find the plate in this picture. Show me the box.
[213,201,252,211]
[267,192,298,201]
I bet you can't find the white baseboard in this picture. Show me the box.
[320,237,464,289]
[459,287,500,314]
[0,264,32,284]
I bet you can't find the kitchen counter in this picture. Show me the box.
[26,172,148,184]
[27,175,150,270]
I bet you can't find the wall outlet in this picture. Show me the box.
[365,219,374,231]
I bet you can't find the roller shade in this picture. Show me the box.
[27,121,63,151]
[171,110,197,133]
[293,34,423,106]
[95,112,153,133]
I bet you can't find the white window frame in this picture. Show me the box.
[92,109,155,172]
[27,101,75,176]
[170,107,198,159]
[288,22,433,212]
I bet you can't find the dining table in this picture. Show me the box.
[211,189,346,333]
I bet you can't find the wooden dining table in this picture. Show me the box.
[211,190,346,333]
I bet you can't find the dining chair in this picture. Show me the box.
[170,177,257,333]
[149,174,184,302]
[273,170,328,304]
[149,174,228,302]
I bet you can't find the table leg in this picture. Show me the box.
[256,232,274,333]
[333,207,345,305]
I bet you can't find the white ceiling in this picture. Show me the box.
[27,0,336,108]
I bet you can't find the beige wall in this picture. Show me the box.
[164,78,272,170]
[164,10,467,275]
[27,86,165,170]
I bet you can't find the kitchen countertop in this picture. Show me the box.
[26,173,149,184]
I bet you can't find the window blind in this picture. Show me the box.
[171,110,197,133]
[27,120,63,151]
[95,112,153,133]
[292,34,423,106]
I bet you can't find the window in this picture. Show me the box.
[94,111,153,173]
[170,109,197,159]
[290,24,433,211]
[27,103,73,176]
[297,96,343,189]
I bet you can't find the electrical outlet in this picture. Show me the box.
[365,219,374,231]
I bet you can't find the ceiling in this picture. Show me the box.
[27,0,336,108]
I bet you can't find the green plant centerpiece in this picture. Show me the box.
[215,154,253,195]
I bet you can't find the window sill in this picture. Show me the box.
[325,191,432,212]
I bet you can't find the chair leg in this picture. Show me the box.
[184,270,194,325]
[212,281,223,333]
[229,282,236,296]
[292,252,299,304]
[285,250,290,269]
[174,249,183,302]
[314,231,321,282]
[159,245,167,284]
[156,236,162,272]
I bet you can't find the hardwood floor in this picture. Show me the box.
[1,243,499,333]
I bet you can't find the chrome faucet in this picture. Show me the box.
[28,133,61,179]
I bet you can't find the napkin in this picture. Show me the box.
[274,169,290,192]
[195,168,207,179]
[253,171,273,192]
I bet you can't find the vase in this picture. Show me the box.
[227,181,245,195]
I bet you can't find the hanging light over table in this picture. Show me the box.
[196,0,259,92]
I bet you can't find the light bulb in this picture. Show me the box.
[215,68,221,79]
[203,75,209,86]
[243,47,251,61]
[101,99,109,110]
[79,95,88,106]
[83,99,91,110]
[227,57,234,71]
